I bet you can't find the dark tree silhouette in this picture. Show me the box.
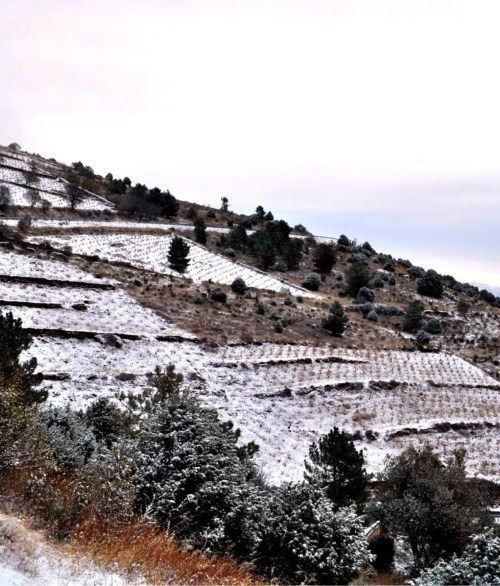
[167,236,190,272]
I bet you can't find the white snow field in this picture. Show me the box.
[0,250,192,339]
[29,233,316,297]
[0,249,115,284]
[0,166,114,211]
[22,334,500,484]
[2,247,499,485]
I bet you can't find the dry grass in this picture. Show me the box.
[0,469,262,586]
[71,515,263,585]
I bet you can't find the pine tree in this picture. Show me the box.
[322,301,349,336]
[403,300,424,332]
[167,235,190,272]
[193,217,207,244]
[345,261,372,297]
[305,427,368,506]
[313,243,337,274]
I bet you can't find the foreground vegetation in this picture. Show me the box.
[1,309,499,584]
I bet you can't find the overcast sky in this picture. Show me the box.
[1,0,499,286]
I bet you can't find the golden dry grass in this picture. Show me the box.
[70,515,263,585]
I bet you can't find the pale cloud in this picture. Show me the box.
[0,0,498,285]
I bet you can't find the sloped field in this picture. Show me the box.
[3,247,499,485]
[0,165,114,210]
[29,232,315,297]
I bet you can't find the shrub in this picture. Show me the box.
[346,262,372,297]
[38,406,96,472]
[302,273,321,291]
[0,185,12,211]
[370,275,384,288]
[186,205,197,219]
[479,289,496,304]
[407,266,425,279]
[338,234,350,246]
[313,244,337,274]
[231,278,248,295]
[367,309,378,321]
[210,288,227,303]
[413,531,500,585]
[273,321,283,333]
[361,241,376,254]
[41,199,52,213]
[256,302,266,315]
[357,286,375,304]
[17,215,32,232]
[254,483,372,584]
[417,269,444,298]
[415,329,431,346]
[322,301,349,336]
[423,317,442,335]
[378,445,490,571]
[273,260,288,272]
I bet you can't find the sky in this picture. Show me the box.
[1,0,499,286]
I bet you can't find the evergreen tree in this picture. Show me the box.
[0,185,12,211]
[305,427,367,506]
[193,217,207,244]
[417,269,444,298]
[379,445,490,571]
[0,310,45,404]
[282,239,303,270]
[322,301,349,336]
[254,483,372,584]
[167,236,190,272]
[228,224,248,250]
[414,531,500,585]
[403,300,424,332]
[345,261,372,297]
[132,377,261,552]
[313,243,337,274]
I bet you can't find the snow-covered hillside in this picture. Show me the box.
[29,233,316,297]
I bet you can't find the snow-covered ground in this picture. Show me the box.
[0,250,115,284]
[23,334,500,484]
[28,233,316,297]
[0,513,144,586]
[3,247,499,485]
[0,166,114,211]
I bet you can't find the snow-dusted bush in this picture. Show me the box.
[133,386,262,552]
[254,483,372,584]
[413,531,500,585]
[367,309,379,321]
[231,277,248,295]
[417,269,444,299]
[357,286,375,304]
[38,406,96,472]
[423,317,442,335]
[416,329,431,346]
[210,287,227,303]
[302,273,321,291]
